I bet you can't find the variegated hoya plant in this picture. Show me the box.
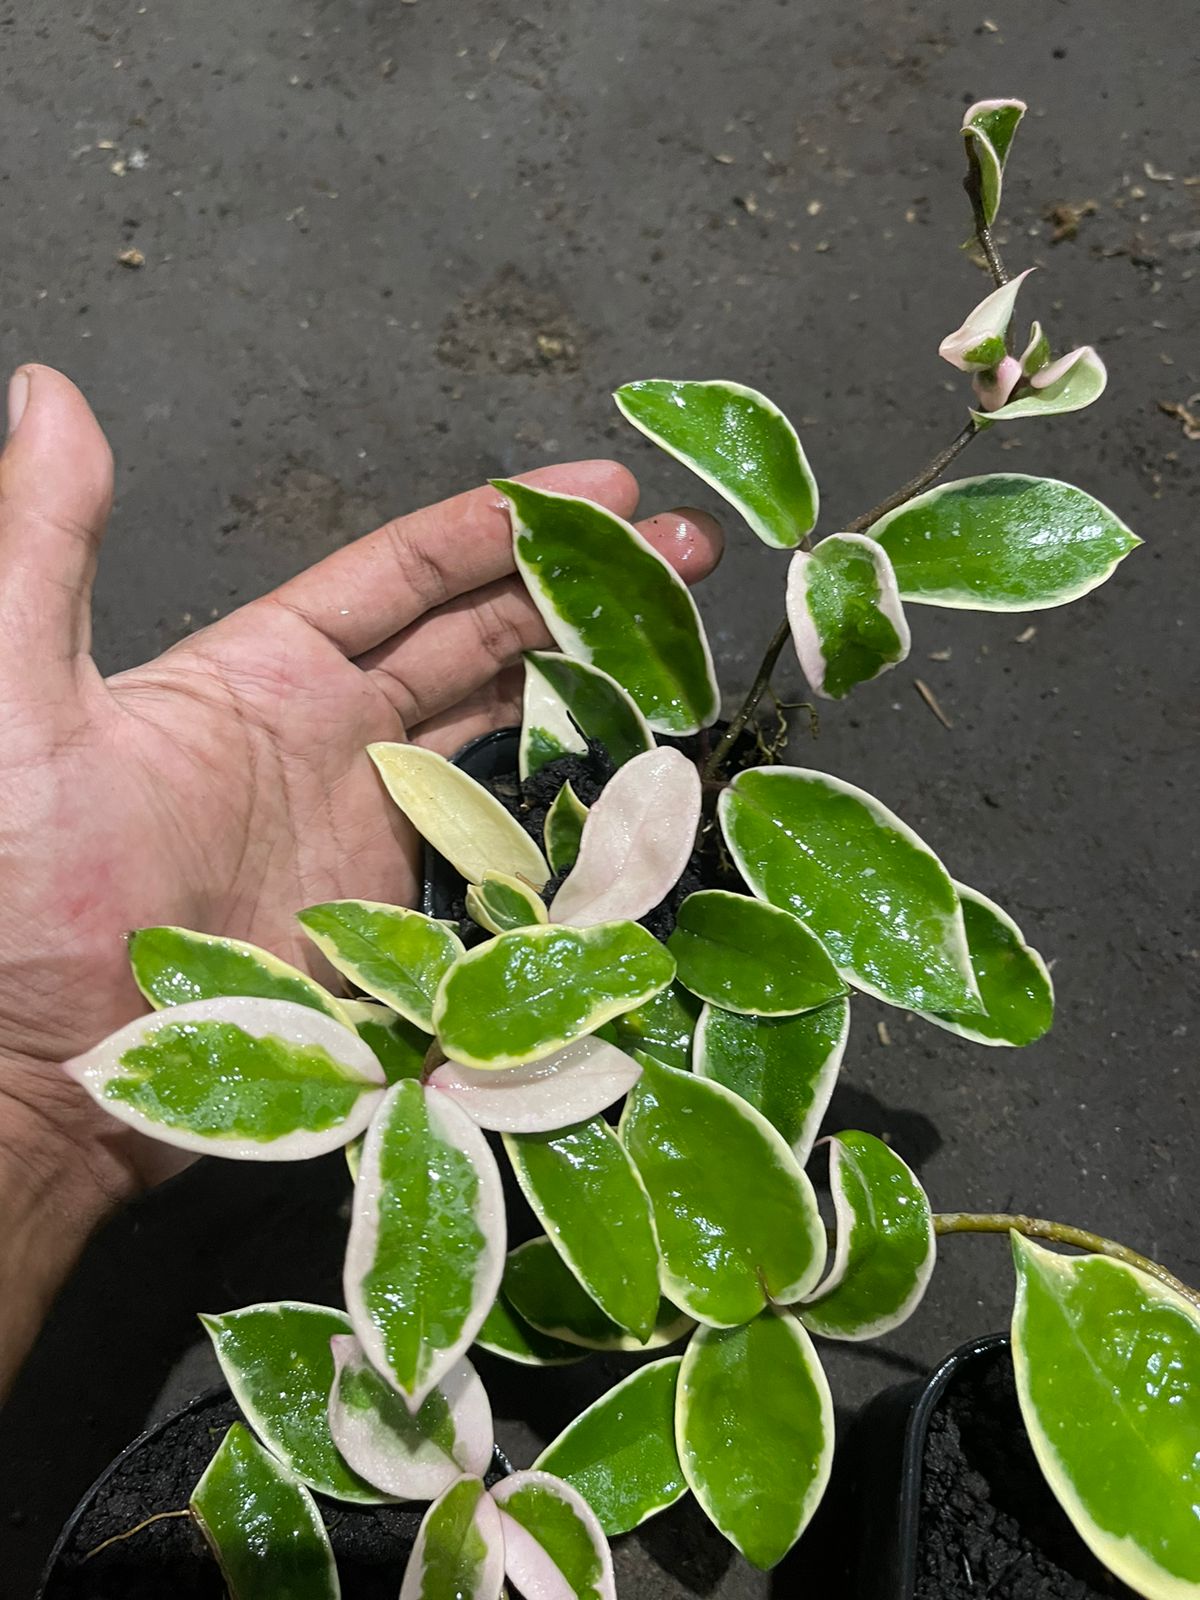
[67,98,1198,1600]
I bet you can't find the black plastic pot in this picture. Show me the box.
[422,727,521,921]
[839,1333,1135,1600]
[38,1386,508,1600]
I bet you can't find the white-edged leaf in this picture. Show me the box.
[523,651,655,773]
[521,660,588,781]
[550,747,700,926]
[962,97,1025,225]
[915,882,1054,1047]
[400,1475,505,1600]
[544,781,590,874]
[65,997,385,1160]
[344,1080,505,1407]
[129,924,354,1026]
[493,1469,617,1600]
[429,1037,641,1133]
[465,872,549,935]
[938,268,1033,372]
[787,534,910,700]
[298,900,464,1032]
[502,1237,693,1352]
[369,742,549,888]
[327,1335,492,1500]
[974,345,1107,423]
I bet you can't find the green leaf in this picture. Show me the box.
[327,1337,492,1502]
[498,478,719,735]
[492,1470,616,1600]
[677,1312,834,1570]
[504,1116,661,1340]
[474,1288,587,1367]
[1020,319,1051,377]
[433,921,676,1070]
[620,1058,826,1326]
[1011,1238,1200,1599]
[524,650,655,773]
[465,873,548,935]
[344,1081,505,1406]
[962,97,1025,225]
[787,534,911,700]
[401,1475,505,1600]
[916,883,1054,1046]
[974,346,1107,423]
[599,981,701,1070]
[503,1237,692,1351]
[544,781,590,874]
[299,900,464,1032]
[369,742,549,887]
[200,1302,381,1503]
[521,654,588,780]
[614,379,818,548]
[693,997,849,1164]
[343,1001,429,1084]
[871,474,1138,612]
[534,1358,686,1536]
[129,925,351,1025]
[799,1131,935,1340]
[190,1423,339,1600]
[67,997,385,1160]
[719,767,979,1013]
[668,890,845,1017]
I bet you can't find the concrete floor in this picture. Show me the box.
[1,0,1197,1593]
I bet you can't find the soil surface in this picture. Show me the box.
[0,2,1196,1596]
[916,1351,1136,1600]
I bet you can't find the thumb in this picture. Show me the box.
[0,365,114,667]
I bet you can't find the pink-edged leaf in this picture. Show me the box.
[64,996,385,1161]
[344,1081,506,1408]
[428,1037,642,1133]
[400,1476,505,1600]
[493,1470,617,1600]
[327,1335,493,1500]
[549,747,701,927]
[972,354,1023,413]
[938,267,1033,372]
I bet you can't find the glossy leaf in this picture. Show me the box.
[937,269,1032,372]
[693,996,849,1164]
[668,889,844,1016]
[720,767,979,1013]
[400,1476,505,1600]
[800,1132,935,1340]
[503,1237,692,1352]
[521,655,588,780]
[190,1423,339,1600]
[871,474,1138,613]
[620,1058,826,1326]
[129,925,351,1025]
[465,873,548,935]
[493,1470,617,1600]
[677,1312,834,1570]
[433,921,675,1070]
[344,1001,429,1084]
[544,782,589,874]
[299,900,464,1032]
[200,1302,380,1503]
[524,650,655,772]
[974,345,1107,423]
[474,1289,587,1367]
[599,982,701,1070]
[499,477,719,735]
[550,747,701,927]
[327,1336,492,1501]
[1019,319,1051,377]
[962,97,1025,225]
[916,883,1054,1046]
[66,997,385,1160]
[369,742,549,887]
[614,379,818,548]
[504,1116,661,1340]
[1011,1238,1200,1599]
[534,1358,686,1536]
[429,1037,641,1133]
[344,1081,505,1406]
[787,534,911,700]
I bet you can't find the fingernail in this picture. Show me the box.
[7,369,30,438]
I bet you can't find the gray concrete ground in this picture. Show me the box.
[1,0,1197,1593]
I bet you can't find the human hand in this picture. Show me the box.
[0,364,721,1383]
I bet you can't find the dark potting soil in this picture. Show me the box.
[41,1390,506,1600]
[915,1353,1136,1600]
